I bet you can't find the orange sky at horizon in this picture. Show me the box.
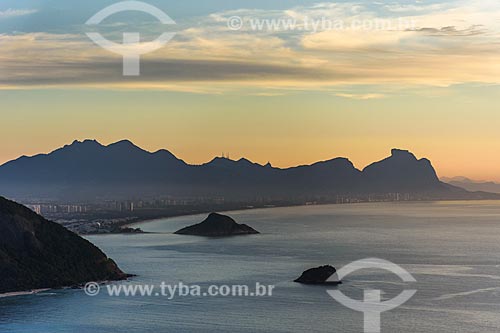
[2,84,500,182]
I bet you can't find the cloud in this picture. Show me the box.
[410,25,486,36]
[1,1,500,92]
[385,4,446,13]
[335,93,385,100]
[301,30,414,50]
[0,9,37,19]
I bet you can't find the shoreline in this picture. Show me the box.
[121,198,500,230]
[0,289,51,299]
[0,275,135,299]
[122,204,288,228]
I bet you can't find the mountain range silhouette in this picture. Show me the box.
[0,140,493,201]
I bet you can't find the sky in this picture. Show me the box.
[1,0,500,180]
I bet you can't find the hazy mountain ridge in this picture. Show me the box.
[442,177,500,194]
[0,140,492,201]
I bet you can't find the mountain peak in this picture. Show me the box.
[108,139,139,148]
[237,157,261,167]
[206,156,266,169]
[64,139,138,149]
[363,149,440,191]
[207,156,233,165]
[391,148,417,160]
[106,139,149,154]
[67,139,102,148]
[112,139,135,146]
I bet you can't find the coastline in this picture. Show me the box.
[121,199,500,229]
[0,275,135,299]
[0,289,51,299]
[122,204,288,229]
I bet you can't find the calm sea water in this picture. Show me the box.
[2,201,500,332]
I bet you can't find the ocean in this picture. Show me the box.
[2,201,500,332]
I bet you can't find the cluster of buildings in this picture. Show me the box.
[27,204,89,215]
[24,196,228,216]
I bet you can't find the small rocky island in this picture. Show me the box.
[0,196,129,294]
[174,212,259,237]
[294,265,341,285]
[116,226,144,234]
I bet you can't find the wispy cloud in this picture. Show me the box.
[335,93,385,100]
[385,3,447,13]
[411,25,486,36]
[0,8,37,19]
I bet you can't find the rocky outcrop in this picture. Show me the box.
[362,149,442,192]
[174,213,259,237]
[294,265,341,285]
[0,196,129,294]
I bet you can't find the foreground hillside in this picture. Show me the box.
[0,196,128,293]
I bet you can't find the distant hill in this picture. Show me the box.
[0,140,494,202]
[174,212,260,237]
[0,196,127,293]
[442,177,500,194]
